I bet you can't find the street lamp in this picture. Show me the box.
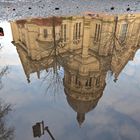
[32,121,55,140]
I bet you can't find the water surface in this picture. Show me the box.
[0,13,140,140]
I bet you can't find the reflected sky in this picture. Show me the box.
[0,13,140,140]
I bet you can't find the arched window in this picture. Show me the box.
[119,23,128,43]
[75,76,78,85]
[94,24,101,42]
[89,77,92,87]
[95,76,100,87]
[61,24,67,42]
[75,76,81,86]
[44,29,48,38]
[85,77,92,87]
[73,22,81,40]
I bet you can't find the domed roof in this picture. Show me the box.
[66,94,99,114]
[66,93,101,126]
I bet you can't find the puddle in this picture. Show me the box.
[0,13,140,140]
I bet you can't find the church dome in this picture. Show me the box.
[66,93,99,114]
[65,92,102,126]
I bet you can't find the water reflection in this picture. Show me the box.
[0,101,14,140]
[10,13,140,127]
[0,66,8,90]
[32,121,55,140]
[0,49,14,140]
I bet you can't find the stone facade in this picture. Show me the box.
[11,14,140,59]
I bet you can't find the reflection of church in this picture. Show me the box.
[11,13,140,126]
[63,53,109,126]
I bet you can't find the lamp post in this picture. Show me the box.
[32,121,55,140]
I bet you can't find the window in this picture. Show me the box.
[22,34,26,45]
[73,22,81,40]
[75,76,80,86]
[64,24,66,42]
[94,24,101,42]
[73,24,76,40]
[119,23,128,42]
[95,76,100,87]
[131,23,139,35]
[44,29,48,38]
[78,22,81,39]
[75,76,78,85]
[85,77,92,87]
[61,24,67,42]
[89,77,92,87]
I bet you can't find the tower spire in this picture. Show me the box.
[77,113,85,127]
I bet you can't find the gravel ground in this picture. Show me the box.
[0,0,140,21]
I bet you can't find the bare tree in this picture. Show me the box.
[0,66,9,90]
[0,101,14,140]
[0,47,14,140]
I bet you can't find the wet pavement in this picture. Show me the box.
[0,7,140,140]
[0,0,140,21]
